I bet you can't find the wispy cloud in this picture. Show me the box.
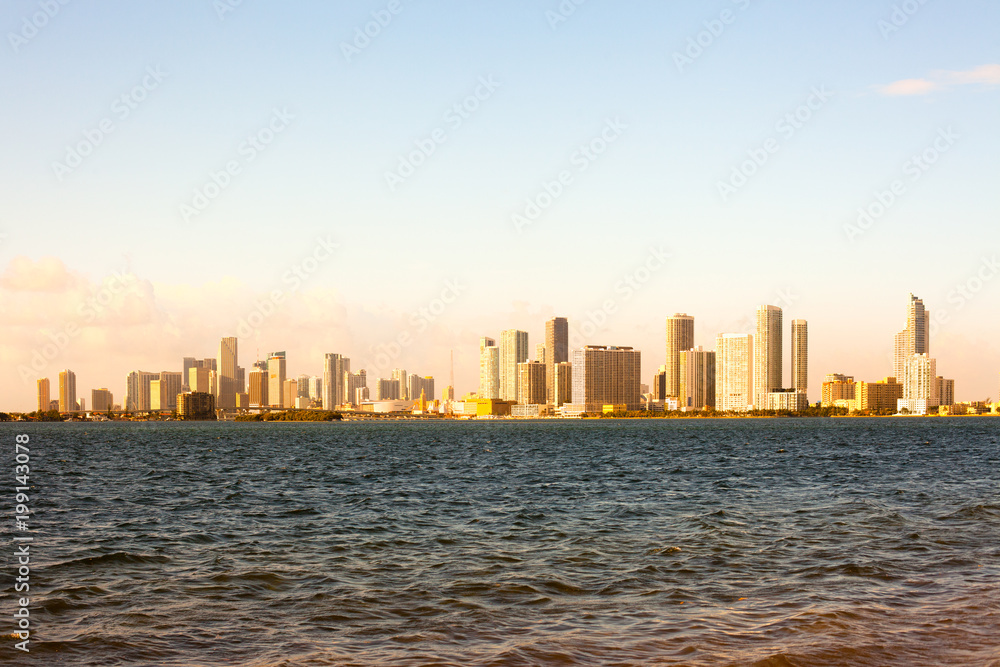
[876,64,1000,96]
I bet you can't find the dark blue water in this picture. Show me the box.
[3,418,999,666]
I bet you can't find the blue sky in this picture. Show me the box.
[2,0,999,409]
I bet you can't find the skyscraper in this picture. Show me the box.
[479,337,499,399]
[267,351,286,408]
[391,368,408,400]
[126,370,158,412]
[545,317,568,404]
[753,305,782,408]
[664,314,695,400]
[894,294,930,379]
[570,345,642,412]
[218,337,238,409]
[158,371,183,411]
[791,319,808,400]
[516,361,547,405]
[91,388,113,412]
[499,329,529,401]
[323,354,350,410]
[716,333,753,412]
[553,362,573,408]
[58,369,76,413]
[249,367,268,407]
[679,347,716,410]
[37,378,50,413]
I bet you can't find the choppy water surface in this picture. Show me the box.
[4,418,1000,666]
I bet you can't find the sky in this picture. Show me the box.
[1,0,999,411]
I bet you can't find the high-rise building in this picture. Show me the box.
[791,319,807,400]
[570,345,642,412]
[553,362,573,407]
[188,367,213,395]
[516,361,547,405]
[345,370,368,406]
[235,366,245,395]
[376,378,399,400]
[407,375,435,402]
[479,338,500,399]
[156,372,183,411]
[936,376,955,407]
[182,357,197,392]
[664,314,695,399]
[58,369,77,413]
[754,305,783,408]
[323,354,350,410]
[125,370,158,412]
[308,376,322,401]
[150,380,162,410]
[217,337,238,409]
[901,354,938,411]
[267,351,287,408]
[37,378,50,413]
[91,388,113,412]
[545,317,569,404]
[297,374,311,398]
[894,294,929,379]
[282,379,298,410]
[392,368,408,400]
[652,366,667,401]
[500,330,529,401]
[679,347,716,410]
[716,333,753,412]
[248,367,268,407]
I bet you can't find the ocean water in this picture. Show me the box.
[3,418,999,666]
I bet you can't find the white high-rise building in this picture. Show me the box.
[679,346,716,411]
[902,353,938,407]
[499,330,529,401]
[665,314,695,399]
[791,319,808,401]
[323,354,350,410]
[479,337,499,399]
[894,294,929,380]
[392,368,408,400]
[716,333,753,412]
[217,337,238,409]
[267,351,287,408]
[754,305,782,408]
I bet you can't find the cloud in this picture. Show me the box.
[877,64,1000,96]
[0,256,80,292]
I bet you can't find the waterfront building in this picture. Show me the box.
[716,333,753,412]
[754,305,783,408]
[570,345,642,412]
[499,330,529,401]
[664,314,695,400]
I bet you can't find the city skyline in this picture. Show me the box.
[2,2,999,410]
[17,293,992,415]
